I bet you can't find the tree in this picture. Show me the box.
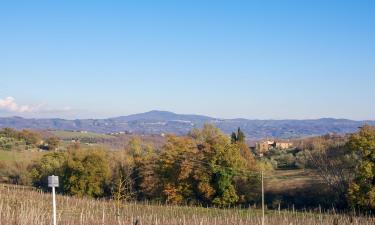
[231,127,245,143]
[112,164,135,201]
[135,144,160,200]
[307,140,355,208]
[0,128,18,138]
[237,128,245,143]
[30,152,67,191]
[25,124,262,207]
[347,125,375,210]
[63,149,110,197]
[231,132,237,144]
[208,140,245,206]
[234,173,261,204]
[129,136,142,157]
[45,136,60,151]
[236,141,256,169]
[18,129,41,146]
[111,157,136,224]
[146,124,258,206]
[30,149,110,197]
[157,135,197,204]
[189,124,251,206]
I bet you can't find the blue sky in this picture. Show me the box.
[1,0,374,120]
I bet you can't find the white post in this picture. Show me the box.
[52,186,57,225]
[48,175,59,225]
[261,170,265,225]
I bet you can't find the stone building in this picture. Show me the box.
[255,139,293,154]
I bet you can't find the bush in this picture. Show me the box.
[1,161,32,185]
[347,125,375,210]
[62,149,110,197]
[30,152,67,191]
[30,149,110,197]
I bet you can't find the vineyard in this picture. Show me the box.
[0,185,373,225]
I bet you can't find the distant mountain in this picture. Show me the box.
[0,111,374,139]
[114,110,213,122]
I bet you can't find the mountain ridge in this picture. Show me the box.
[0,110,374,139]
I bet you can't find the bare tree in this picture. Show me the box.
[307,144,356,207]
[112,163,136,225]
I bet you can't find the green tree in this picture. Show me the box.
[212,168,238,206]
[208,141,245,206]
[30,152,67,191]
[231,132,237,144]
[235,173,261,204]
[63,149,110,197]
[237,128,245,143]
[189,124,251,206]
[0,128,18,138]
[231,127,245,143]
[347,125,375,210]
[129,136,142,157]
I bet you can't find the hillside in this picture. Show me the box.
[0,110,374,139]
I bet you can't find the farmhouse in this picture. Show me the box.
[255,139,293,154]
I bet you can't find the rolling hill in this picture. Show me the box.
[0,110,374,139]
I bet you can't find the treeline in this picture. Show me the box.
[1,124,374,211]
[298,125,375,211]
[28,124,261,207]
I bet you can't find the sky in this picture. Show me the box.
[0,0,374,120]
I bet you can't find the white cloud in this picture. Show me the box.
[0,96,42,113]
[0,96,71,114]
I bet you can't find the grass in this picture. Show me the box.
[0,150,44,163]
[0,184,374,225]
[265,169,321,192]
[51,130,115,140]
[0,150,44,183]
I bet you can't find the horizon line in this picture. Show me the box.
[0,110,374,122]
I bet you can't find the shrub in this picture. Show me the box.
[30,152,67,191]
[62,149,110,197]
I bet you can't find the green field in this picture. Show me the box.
[0,150,44,163]
[51,130,115,140]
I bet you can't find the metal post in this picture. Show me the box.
[48,175,59,225]
[52,186,57,225]
[261,170,265,225]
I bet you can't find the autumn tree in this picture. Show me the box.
[157,135,197,204]
[134,144,160,200]
[27,124,261,207]
[190,124,255,206]
[347,125,375,210]
[45,136,60,151]
[18,129,41,146]
[128,136,142,157]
